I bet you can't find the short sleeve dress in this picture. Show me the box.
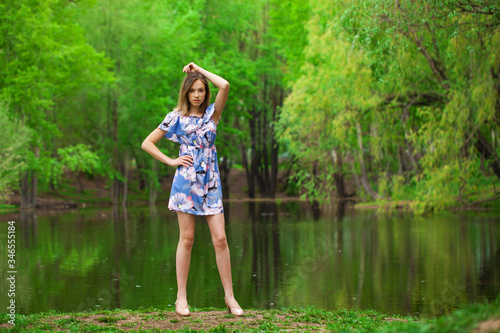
[158,103,224,215]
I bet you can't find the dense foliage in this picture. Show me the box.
[1,0,499,212]
[279,0,500,212]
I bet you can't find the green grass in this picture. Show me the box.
[0,306,409,332]
[378,297,500,332]
[0,204,17,214]
[1,298,499,332]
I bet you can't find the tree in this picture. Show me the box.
[279,0,500,212]
[199,0,288,198]
[342,0,500,211]
[75,0,203,205]
[278,0,380,203]
[57,144,100,194]
[0,103,31,204]
[0,0,113,209]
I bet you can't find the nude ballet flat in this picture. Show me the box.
[225,296,243,316]
[175,300,190,316]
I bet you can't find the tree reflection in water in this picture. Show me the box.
[4,202,500,317]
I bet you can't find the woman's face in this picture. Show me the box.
[187,79,206,108]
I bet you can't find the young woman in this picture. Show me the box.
[141,62,243,317]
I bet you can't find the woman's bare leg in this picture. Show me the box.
[176,211,196,306]
[206,213,242,314]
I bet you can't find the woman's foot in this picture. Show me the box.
[175,299,190,316]
[224,296,243,316]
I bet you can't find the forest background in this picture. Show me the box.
[1,0,499,214]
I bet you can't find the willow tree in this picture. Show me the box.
[342,0,500,212]
[278,0,381,203]
[279,0,500,212]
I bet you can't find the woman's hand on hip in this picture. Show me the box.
[169,155,193,168]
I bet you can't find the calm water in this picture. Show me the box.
[0,201,499,318]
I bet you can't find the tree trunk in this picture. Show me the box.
[269,87,282,198]
[110,61,120,206]
[76,173,84,194]
[397,145,404,175]
[149,159,158,205]
[474,131,500,179]
[249,107,261,197]
[219,156,231,199]
[311,162,321,220]
[356,122,381,200]
[240,141,254,198]
[111,178,120,206]
[235,113,255,199]
[261,81,270,196]
[491,62,500,126]
[122,153,129,207]
[333,151,346,198]
[349,156,362,197]
[136,157,146,191]
[31,162,38,208]
[20,172,32,210]
[253,109,267,195]
[20,170,37,210]
[20,147,39,210]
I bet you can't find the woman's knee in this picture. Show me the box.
[179,235,195,249]
[212,234,228,251]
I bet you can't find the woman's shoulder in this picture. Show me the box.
[159,110,181,130]
[204,103,215,119]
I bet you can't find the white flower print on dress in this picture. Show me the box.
[169,193,195,211]
[191,183,208,196]
[200,161,208,172]
[179,165,196,182]
[179,116,190,126]
[183,122,200,134]
[202,199,223,215]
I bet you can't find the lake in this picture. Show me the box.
[1,201,499,318]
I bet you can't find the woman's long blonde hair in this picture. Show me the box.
[174,72,211,116]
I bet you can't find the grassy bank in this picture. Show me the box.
[0,307,411,332]
[1,298,499,332]
[354,175,500,214]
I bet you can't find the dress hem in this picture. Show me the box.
[168,207,224,216]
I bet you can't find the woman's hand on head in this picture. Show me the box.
[183,62,201,73]
[168,155,193,168]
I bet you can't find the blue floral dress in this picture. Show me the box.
[158,103,224,215]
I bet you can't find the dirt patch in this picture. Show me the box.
[473,318,500,333]
[11,311,326,332]
[0,309,415,332]
[7,195,79,209]
[10,310,327,332]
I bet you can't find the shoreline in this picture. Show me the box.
[0,195,354,217]
[2,193,499,217]
[0,307,414,332]
[1,299,499,332]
